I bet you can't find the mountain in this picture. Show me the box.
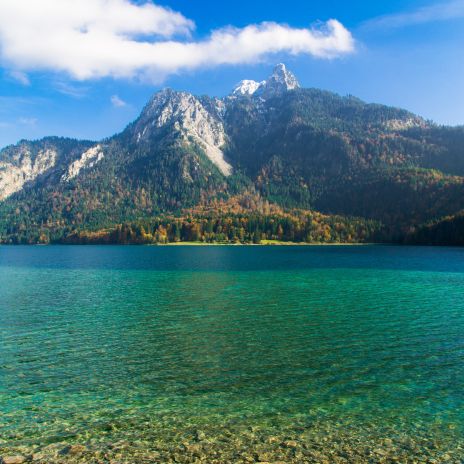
[232,63,299,98]
[1,64,464,244]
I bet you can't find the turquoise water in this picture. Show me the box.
[1,245,464,463]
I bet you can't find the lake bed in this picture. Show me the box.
[1,245,464,463]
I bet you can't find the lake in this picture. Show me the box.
[1,245,464,463]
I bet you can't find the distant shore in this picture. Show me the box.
[161,240,374,246]
[0,241,381,246]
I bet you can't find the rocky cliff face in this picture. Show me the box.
[0,146,57,200]
[131,89,232,176]
[61,145,105,182]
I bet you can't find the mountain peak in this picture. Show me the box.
[132,87,232,176]
[266,63,300,92]
[231,79,264,97]
[230,64,300,98]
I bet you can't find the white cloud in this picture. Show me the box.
[362,0,464,30]
[0,0,354,82]
[19,117,38,126]
[111,94,127,107]
[54,81,89,98]
[8,70,30,85]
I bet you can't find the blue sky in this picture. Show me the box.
[1,0,464,149]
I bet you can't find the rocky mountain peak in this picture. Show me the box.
[269,63,300,91]
[132,88,232,176]
[231,79,264,97]
[230,64,300,98]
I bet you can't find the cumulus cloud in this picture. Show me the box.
[0,0,354,82]
[111,95,127,107]
[362,0,464,30]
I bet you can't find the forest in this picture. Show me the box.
[1,210,380,245]
[1,85,464,245]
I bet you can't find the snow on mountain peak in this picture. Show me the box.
[232,80,265,96]
[230,64,300,98]
[265,63,300,92]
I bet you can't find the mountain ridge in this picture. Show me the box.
[1,64,463,244]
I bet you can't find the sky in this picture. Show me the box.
[0,0,464,149]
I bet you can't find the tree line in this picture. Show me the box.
[1,212,380,245]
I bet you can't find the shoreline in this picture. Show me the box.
[0,241,381,247]
[162,241,376,246]
[1,418,462,464]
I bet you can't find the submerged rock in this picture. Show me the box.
[58,444,87,456]
[194,430,206,442]
[282,440,298,448]
[1,456,28,464]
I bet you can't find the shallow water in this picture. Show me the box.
[1,245,464,463]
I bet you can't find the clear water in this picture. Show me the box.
[1,245,464,462]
